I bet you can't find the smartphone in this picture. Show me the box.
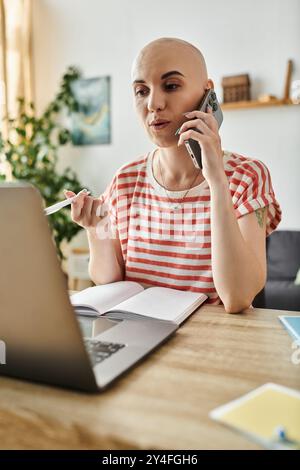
[177,89,223,170]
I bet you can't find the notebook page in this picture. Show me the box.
[70,281,144,316]
[107,286,207,324]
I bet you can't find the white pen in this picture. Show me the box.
[44,189,90,216]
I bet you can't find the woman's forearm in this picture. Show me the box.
[87,230,124,285]
[209,176,265,313]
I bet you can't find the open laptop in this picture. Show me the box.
[0,183,177,392]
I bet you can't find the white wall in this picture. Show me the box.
[33,0,300,231]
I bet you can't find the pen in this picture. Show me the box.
[273,425,300,449]
[44,189,90,216]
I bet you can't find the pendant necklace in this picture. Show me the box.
[158,154,201,211]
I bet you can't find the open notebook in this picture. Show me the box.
[70,281,207,325]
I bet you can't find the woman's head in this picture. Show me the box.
[131,37,213,148]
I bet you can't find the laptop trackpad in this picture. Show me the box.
[77,316,120,338]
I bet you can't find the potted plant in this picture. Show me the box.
[0,66,86,260]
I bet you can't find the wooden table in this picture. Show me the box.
[0,306,299,450]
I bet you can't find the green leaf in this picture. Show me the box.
[1,65,85,261]
[15,127,26,137]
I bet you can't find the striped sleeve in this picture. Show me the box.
[229,159,282,235]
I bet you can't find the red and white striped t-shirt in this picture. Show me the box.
[100,149,281,304]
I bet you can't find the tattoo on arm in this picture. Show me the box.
[255,208,266,228]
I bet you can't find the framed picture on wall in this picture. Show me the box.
[70,76,111,145]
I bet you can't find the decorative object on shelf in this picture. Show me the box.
[258,94,278,103]
[70,76,111,145]
[221,59,300,110]
[221,74,251,103]
[0,66,86,260]
[291,80,300,105]
[283,59,293,102]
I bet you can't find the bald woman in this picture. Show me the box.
[65,38,281,313]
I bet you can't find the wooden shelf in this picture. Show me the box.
[71,247,89,254]
[221,98,299,110]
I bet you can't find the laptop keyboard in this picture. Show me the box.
[84,339,126,367]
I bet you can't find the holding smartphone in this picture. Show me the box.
[177,89,223,170]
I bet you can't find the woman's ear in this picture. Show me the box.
[205,79,214,90]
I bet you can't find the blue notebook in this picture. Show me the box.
[279,315,300,341]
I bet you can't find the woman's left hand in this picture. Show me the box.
[177,107,225,185]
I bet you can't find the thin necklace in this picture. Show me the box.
[158,152,200,211]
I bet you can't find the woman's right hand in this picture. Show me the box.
[64,190,106,233]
